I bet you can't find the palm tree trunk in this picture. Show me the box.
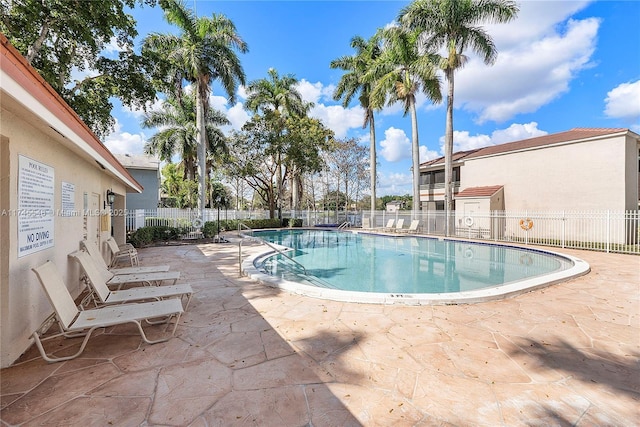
[444,68,455,236]
[369,112,377,224]
[410,99,420,218]
[196,84,207,222]
[276,151,283,220]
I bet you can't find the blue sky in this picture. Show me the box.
[103,0,640,197]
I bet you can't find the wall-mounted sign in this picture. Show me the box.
[18,155,54,257]
[61,181,75,216]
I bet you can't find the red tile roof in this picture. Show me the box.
[456,185,504,198]
[420,128,631,168]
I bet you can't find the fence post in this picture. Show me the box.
[606,210,611,253]
[561,210,566,248]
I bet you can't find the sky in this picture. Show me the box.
[103,0,640,197]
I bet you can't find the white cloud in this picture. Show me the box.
[226,102,250,131]
[310,104,364,139]
[439,122,548,152]
[104,119,147,154]
[122,97,165,119]
[297,79,326,104]
[490,122,548,145]
[103,36,126,54]
[454,4,600,123]
[237,85,248,100]
[419,145,439,163]
[380,127,411,162]
[378,171,412,196]
[210,94,229,111]
[604,80,640,120]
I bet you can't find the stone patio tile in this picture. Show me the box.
[89,368,159,397]
[0,358,61,396]
[149,358,232,426]
[0,363,120,425]
[387,320,452,346]
[288,324,360,363]
[337,309,398,333]
[355,333,425,371]
[400,343,460,377]
[233,353,332,390]
[230,312,273,333]
[412,370,502,425]
[202,386,309,426]
[492,383,590,426]
[318,383,424,426]
[439,339,531,383]
[113,336,209,372]
[207,331,266,368]
[260,328,297,360]
[573,313,639,344]
[24,396,150,426]
[384,305,434,324]
[493,333,567,383]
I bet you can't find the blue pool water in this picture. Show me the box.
[250,230,586,300]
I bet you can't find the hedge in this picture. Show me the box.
[128,226,185,247]
[202,218,286,237]
[128,218,300,246]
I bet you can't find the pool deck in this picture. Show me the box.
[1,238,638,426]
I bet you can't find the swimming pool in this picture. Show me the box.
[242,229,590,305]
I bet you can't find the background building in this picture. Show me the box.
[114,154,161,211]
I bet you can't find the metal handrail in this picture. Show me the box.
[259,240,307,275]
[238,225,307,276]
[338,221,351,230]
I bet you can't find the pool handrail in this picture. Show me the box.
[338,221,351,230]
[238,225,308,277]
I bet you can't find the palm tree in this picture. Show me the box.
[143,0,247,221]
[142,93,230,185]
[330,35,381,221]
[399,0,518,234]
[369,25,441,217]
[244,68,309,218]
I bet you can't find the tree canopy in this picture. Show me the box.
[0,0,158,137]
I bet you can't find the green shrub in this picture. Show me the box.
[128,226,182,247]
[285,218,302,228]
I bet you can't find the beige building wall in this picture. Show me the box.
[0,108,129,367]
[0,35,141,367]
[459,135,634,212]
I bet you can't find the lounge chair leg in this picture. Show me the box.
[32,328,98,363]
[134,315,179,344]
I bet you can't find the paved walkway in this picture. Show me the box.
[1,238,638,426]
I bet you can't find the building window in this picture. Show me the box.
[420,167,460,186]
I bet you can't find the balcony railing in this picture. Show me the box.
[419,181,460,191]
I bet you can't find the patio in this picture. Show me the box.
[1,238,638,426]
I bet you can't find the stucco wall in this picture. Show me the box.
[0,108,127,367]
[459,135,631,212]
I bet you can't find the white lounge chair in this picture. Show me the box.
[105,237,138,267]
[31,261,183,363]
[393,219,405,232]
[382,219,395,232]
[398,220,420,234]
[70,250,193,310]
[81,239,170,275]
[69,250,180,289]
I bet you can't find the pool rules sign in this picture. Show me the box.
[18,155,54,257]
